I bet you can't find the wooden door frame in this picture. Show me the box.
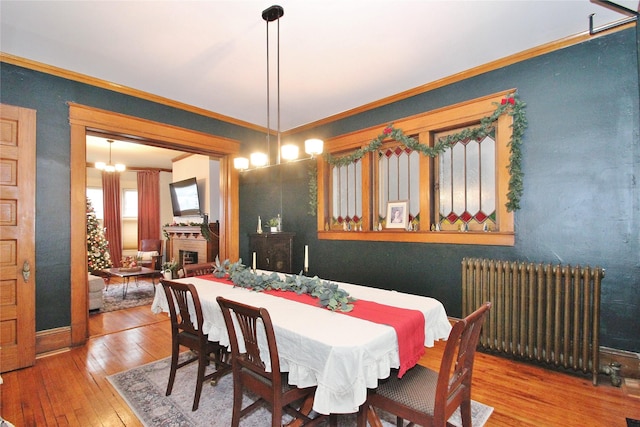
[69,103,240,346]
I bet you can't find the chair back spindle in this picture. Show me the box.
[164,281,202,337]
[182,262,215,278]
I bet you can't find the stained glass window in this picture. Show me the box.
[331,158,362,228]
[319,91,515,245]
[437,131,496,231]
[378,144,420,226]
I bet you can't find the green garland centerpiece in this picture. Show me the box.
[213,257,355,312]
[323,93,527,212]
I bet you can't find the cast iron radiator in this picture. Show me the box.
[461,257,604,385]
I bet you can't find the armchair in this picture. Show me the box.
[138,239,163,270]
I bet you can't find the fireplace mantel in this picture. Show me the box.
[164,223,219,266]
[164,226,207,239]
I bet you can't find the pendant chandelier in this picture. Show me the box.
[95,139,125,172]
[234,5,323,171]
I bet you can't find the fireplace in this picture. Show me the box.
[179,250,198,267]
[163,223,219,267]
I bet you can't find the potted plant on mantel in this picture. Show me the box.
[161,259,178,280]
[266,217,279,232]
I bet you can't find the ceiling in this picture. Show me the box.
[2,1,638,167]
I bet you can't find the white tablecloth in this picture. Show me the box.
[152,273,451,414]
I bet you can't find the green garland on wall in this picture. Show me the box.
[323,93,527,211]
[307,161,318,216]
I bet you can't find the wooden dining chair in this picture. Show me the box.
[357,301,492,427]
[216,296,333,427]
[161,279,230,411]
[181,262,214,278]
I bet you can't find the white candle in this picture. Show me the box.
[304,245,309,270]
[252,252,256,270]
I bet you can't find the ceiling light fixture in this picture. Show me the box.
[304,138,324,157]
[235,5,323,171]
[95,139,125,172]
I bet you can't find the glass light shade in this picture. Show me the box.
[250,152,269,167]
[305,139,324,156]
[115,163,126,172]
[234,157,249,170]
[281,144,299,161]
[95,161,106,170]
[104,164,116,172]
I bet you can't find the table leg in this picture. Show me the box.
[122,277,130,298]
[104,276,111,290]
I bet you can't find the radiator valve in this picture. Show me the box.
[602,362,623,387]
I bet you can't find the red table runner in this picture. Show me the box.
[199,274,425,377]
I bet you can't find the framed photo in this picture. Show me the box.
[386,201,409,229]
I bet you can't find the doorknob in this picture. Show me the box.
[22,260,31,282]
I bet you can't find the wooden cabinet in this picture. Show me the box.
[249,232,295,274]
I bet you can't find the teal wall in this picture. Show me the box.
[0,64,262,330]
[238,28,640,352]
[1,28,638,352]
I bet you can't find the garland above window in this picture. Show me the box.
[323,93,527,211]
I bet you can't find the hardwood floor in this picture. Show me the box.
[1,305,639,426]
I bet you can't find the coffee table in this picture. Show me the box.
[102,267,160,298]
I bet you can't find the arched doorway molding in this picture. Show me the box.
[69,103,240,345]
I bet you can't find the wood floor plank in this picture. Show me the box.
[2,303,639,426]
[418,340,640,426]
[21,363,51,426]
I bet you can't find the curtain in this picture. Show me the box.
[102,172,122,267]
[137,170,160,243]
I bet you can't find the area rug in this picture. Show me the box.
[108,355,493,426]
[100,280,156,313]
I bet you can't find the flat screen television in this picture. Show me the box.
[169,177,202,217]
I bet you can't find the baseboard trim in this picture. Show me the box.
[36,327,72,355]
[600,346,640,379]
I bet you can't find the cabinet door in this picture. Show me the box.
[264,238,291,273]
[250,233,294,273]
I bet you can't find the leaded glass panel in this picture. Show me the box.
[331,158,362,227]
[378,145,420,225]
[437,132,496,231]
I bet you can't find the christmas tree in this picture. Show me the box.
[87,197,111,272]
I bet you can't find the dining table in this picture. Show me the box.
[151,270,452,417]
